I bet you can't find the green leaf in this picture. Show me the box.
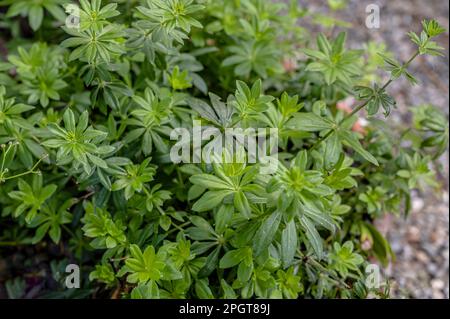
[364,223,395,267]
[220,279,237,298]
[302,201,336,233]
[253,211,282,256]
[324,132,342,168]
[299,215,323,258]
[190,174,232,190]
[281,220,297,267]
[40,184,57,202]
[219,248,249,269]
[288,113,334,131]
[198,246,221,278]
[29,5,44,31]
[337,130,379,166]
[195,279,214,299]
[192,190,233,212]
[233,190,251,219]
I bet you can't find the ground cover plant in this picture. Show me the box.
[0,0,448,299]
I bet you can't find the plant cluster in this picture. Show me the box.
[0,0,447,299]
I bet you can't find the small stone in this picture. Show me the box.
[404,243,414,255]
[429,226,446,244]
[412,198,424,212]
[431,279,445,290]
[427,263,438,274]
[390,239,403,253]
[361,239,372,251]
[442,191,449,204]
[416,251,429,263]
[423,243,438,256]
[407,226,421,243]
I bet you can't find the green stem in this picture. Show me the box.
[62,224,76,238]
[294,254,351,289]
[309,99,370,151]
[0,241,20,246]
[0,143,13,173]
[166,221,192,236]
[308,50,420,151]
[2,155,46,181]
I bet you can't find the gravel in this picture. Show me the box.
[294,0,449,299]
[379,193,449,298]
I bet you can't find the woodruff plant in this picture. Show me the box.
[0,0,447,299]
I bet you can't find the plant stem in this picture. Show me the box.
[62,224,76,238]
[0,142,14,173]
[166,221,192,236]
[309,99,370,151]
[294,253,351,289]
[0,241,20,246]
[308,49,421,151]
[2,155,46,181]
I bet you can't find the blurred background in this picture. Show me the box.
[295,0,449,298]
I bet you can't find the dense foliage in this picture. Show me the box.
[0,0,447,299]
